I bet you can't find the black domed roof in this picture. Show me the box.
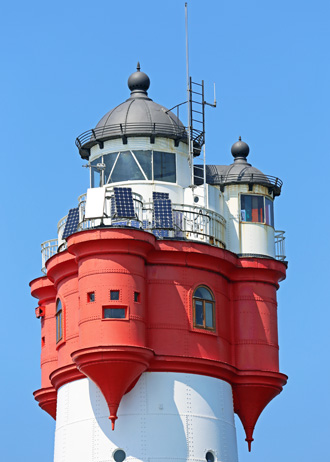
[195,137,283,196]
[76,64,188,159]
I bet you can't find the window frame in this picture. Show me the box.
[240,193,274,227]
[87,292,95,303]
[55,298,63,344]
[102,305,128,321]
[92,149,178,187]
[192,285,216,332]
[110,289,120,301]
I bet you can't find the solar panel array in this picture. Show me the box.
[153,199,173,229]
[62,208,80,239]
[153,191,169,200]
[111,220,140,228]
[113,187,135,218]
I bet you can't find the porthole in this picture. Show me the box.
[206,451,215,462]
[113,449,126,462]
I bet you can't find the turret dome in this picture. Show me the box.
[76,64,188,159]
[195,137,283,196]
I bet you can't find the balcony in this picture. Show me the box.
[41,189,286,274]
[41,191,227,274]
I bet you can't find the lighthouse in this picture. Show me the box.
[30,65,287,462]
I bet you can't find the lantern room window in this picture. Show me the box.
[91,150,176,187]
[193,286,215,331]
[56,299,63,343]
[241,194,274,227]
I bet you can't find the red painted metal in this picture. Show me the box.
[72,346,154,429]
[31,228,287,450]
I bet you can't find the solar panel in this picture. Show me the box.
[153,199,173,229]
[110,197,115,217]
[62,208,80,239]
[153,229,170,238]
[111,220,140,228]
[113,187,135,218]
[153,191,169,200]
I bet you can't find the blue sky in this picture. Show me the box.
[0,0,329,460]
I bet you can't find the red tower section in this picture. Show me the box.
[31,228,287,449]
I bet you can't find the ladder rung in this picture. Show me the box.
[191,90,203,96]
[192,119,204,124]
[192,110,203,115]
[191,81,203,87]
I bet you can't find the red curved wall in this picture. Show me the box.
[30,228,287,447]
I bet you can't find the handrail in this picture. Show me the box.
[75,123,203,157]
[41,239,58,275]
[195,171,283,195]
[275,230,286,261]
[40,198,285,273]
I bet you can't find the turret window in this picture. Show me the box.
[56,299,63,343]
[193,286,215,331]
[241,194,274,227]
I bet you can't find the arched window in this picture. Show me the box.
[56,299,63,343]
[193,286,215,331]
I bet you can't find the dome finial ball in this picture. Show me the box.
[128,63,150,93]
[231,136,250,159]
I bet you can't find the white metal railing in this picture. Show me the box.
[41,239,58,275]
[275,230,286,261]
[41,200,227,271]
[141,203,226,247]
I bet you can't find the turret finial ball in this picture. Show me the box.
[128,63,150,93]
[231,137,250,159]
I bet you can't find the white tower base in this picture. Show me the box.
[54,372,238,462]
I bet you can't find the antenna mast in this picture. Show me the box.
[185,3,193,178]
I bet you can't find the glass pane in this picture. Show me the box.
[91,166,101,187]
[194,286,213,300]
[195,300,204,326]
[265,197,274,227]
[111,151,145,182]
[59,313,62,339]
[104,153,118,183]
[110,290,120,300]
[56,299,62,313]
[205,302,214,328]
[56,312,62,342]
[134,151,152,179]
[251,195,264,222]
[241,195,252,221]
[153,151,176,183]
[104,308,126,319]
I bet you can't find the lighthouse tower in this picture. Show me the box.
[31,66,287,462]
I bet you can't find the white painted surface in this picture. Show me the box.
[90,137,189,161]
[240,223,275,257]
[221,184,276,257]
[85,188,105,219]
[54,373,238,462]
